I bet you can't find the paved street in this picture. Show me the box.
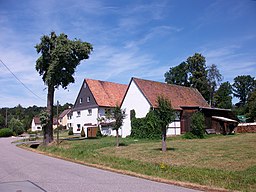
[0,137,201,192]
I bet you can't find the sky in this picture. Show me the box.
[0,0,256,108]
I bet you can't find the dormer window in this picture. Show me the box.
[79,98,83,104]
[87,96,90,103]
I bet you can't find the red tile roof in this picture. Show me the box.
[59,109,71,118]
[33,117,41,125]
[86,79,128,107]
[33,117,58,125]
[132,77,209,110]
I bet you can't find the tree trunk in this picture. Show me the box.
[116,129,119,147]
[44,85,54,145]
[162,127,167,152]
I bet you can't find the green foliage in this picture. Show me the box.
[35,32,93,89]
[155,96,175,129]
[0,128,13,137]
[81,127,85,137]
[207,64,223,105]
[35,31,92,145]
[190,112,205,138]
[182,132,198,139]
[130,109,136,120]
[164,62,189,86]
[68,127,73,135]
[39,110,49,128]
[0,114,5,128]
[246,91,256,122]
[213,82,232,109]
[131,110,162,139]
[187,53,210,101]
[164,53,223,102]
[232,75,256,106]
[96,126,102,138]
[112,106,126,131]
[8,118,24,135]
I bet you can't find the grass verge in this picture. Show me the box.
[20,134,256,192]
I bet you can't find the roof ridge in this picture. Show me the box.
[132,77,198,91]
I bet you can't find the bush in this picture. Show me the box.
[96,126,102,138]
[131,110,162,139]
[190,112,205,138]
[81,127,85,137]
[182,132,198,139]
[68,127,73,135]
[9,118,24,135]
[0,128,13,137]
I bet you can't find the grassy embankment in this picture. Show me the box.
[25,133,256,191]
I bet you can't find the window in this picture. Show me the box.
[84,83,87,88]
[79,98,83,104]
[77,111,81,117]
[87,96,90,103]
[37,127,41,130]
[88,109,92,116]
[77,124,81,131]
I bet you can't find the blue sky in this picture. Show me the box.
[0,0,256,108]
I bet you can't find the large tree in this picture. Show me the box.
[187,53,210,101]
[164,53,222,103]
[232,75,255,106]
[213,82,233,109]
[155,96,175,152]
[207,64,223,106]
[35,32,93,145]
[246,90,256,122]
[164,62,189,86]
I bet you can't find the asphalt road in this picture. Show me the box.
[0,137,201,192]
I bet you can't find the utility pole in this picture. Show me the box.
[5,108,8,128]
[57,101,59,145]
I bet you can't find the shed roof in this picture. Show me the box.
[33,117,41,125]
[86,79,128,107]
[59,109,71,118]
[132,77,209,110]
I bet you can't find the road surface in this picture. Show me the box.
[0,137,201,192]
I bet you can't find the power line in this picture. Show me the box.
[0,59,45,101]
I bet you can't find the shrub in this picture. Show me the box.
[96,126,102,138]
[182,132,198,139]
[68,127,73,135]
[190,112,205,138]
[81,127,85,137]
[9,118,24,135]
[0,128,13,137]
[131,110,162,139]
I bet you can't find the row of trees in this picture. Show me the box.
[0,103,72,132]
[164,53,256,121]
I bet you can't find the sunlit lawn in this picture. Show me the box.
[31,133,256,192]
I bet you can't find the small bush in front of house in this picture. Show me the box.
[182,132,198,139]
[68,127,73,135]
[96,126,102,138]
[81,127,85,137]
[0,128,13,137]
[131,109,162,139]
[190,111,205,138]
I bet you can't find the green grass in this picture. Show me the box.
[27,134,256,192]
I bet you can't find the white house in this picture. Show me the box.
[31,117,59,132]
[58,108,71,128]
[31,117,42,132]
[70,78,127,137]
[120,77,210,137]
